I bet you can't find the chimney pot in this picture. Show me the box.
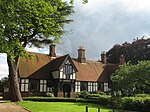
[49,44,56,57]
[78,46,86,63]
[101,51,107,64]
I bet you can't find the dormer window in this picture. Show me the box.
[64,61,73,73]
[63,60,73,79]
[52,55,77,80]
[59,59,76,80]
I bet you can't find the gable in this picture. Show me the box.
[18,53,77,79]
[59,54,78,72]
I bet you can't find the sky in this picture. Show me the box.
[1,0,150,79]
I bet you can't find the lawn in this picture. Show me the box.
[18,101,114,112]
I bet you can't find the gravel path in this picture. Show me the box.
[0,101,30,112]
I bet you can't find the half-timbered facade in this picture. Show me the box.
[4,45,122,99]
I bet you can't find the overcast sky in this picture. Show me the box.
[1,0,150,79]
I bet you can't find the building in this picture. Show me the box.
[4,45,125,98]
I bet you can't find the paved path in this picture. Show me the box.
[0,100,30,112]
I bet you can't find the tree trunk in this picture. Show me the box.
[7,57,22,102]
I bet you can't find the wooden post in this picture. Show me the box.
[98,107,100,112]
[86,106,88,112]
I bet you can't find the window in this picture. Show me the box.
[75,81,80,92]
[88,82,92,92]
[93,82,98,91]
[62,60,74,79]
[21,79,29,92]
[81,82,88,91]
[88,82,98,92]
[104,83,108,92]
[40,80,47,92]
[30,79,39,92]
[98,83,103,91]
[47,80,53,92]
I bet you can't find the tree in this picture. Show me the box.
[111,61,150,96]
[0,0,74,102]
[107,37,150,64]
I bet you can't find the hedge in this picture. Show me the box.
[23,97,102,104]
[23,94,150,112]
[23,96,109,105]
[108,96,150,112]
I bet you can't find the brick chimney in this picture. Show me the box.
[119,54,125,65]
[78,46,86,63]
[101,51,107,64]
[49,44,56,57]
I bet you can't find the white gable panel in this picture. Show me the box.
[73,73,76,79]
[60,71,63,78]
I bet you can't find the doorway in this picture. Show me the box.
[63,84,71,98]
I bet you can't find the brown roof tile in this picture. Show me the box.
[19,52,117,82]
[18,52,53,79]
[73,59,110,82]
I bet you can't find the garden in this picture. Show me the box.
[18,101,113,112]
[16,61,150,112]
[17,91,150,112]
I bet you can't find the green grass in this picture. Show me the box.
[18,101,113,112]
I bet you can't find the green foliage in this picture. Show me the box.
[75,92,110,105]
[23,96,150,112]
[0,0,74,102]
[0,77,9,92]
[82,0,88,4]
[76,91,89,98]
[23,95,110,106]
[96,91,107,95]
[111,60,150,96]
[0,0,74,60]
[88,94,111,99]
[108,96,150,112]
[135,94,150,97]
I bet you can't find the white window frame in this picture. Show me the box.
[75,81,80,92]
[40,80,47,92]
[21,79,29,92]
[104,83,108,92]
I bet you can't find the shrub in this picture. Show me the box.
[96,91,107,95]
[97,96,110,105]
[121,97,143,111]
[108,97,123,109]
[75,92,80,98]
[142,98,150,112]
[135,94,150,97]
[75,92,111,105]
[46,92,54,97]
[87,93,111,105]
[88,94,100,98]
[78,91,89,98]
[108,96,150,112]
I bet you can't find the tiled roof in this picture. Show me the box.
[73,59,110,82]
[18,52,53,79]
[18,52,117,82]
